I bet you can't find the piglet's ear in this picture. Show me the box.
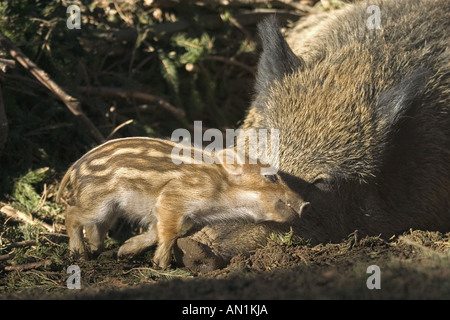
[215,148,245,176]
[223,163,244,176]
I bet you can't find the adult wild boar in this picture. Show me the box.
[175,0,450,271]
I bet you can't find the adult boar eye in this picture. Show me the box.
[312,177,331,191]
[264,174,279,183]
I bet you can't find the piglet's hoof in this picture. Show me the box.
[174,237,228,273]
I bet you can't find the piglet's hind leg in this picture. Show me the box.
[153,209,183,269]
[117,224,158,259]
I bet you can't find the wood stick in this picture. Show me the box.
[226,14,253,41]
[0,201,54,232]
[4,260,51,271]
[5,240,36,250]
[123,267,193,278]
[0,32,105,144]
[0,58,15,72]
[77,86,186,120]
[40,232,69,239]
[106,119,134,140]
[204,55,256,74]
[0,240,36,261]
[0,253,14,261]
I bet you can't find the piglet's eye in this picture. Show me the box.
[264,174,278,183]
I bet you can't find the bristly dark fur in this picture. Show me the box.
[175,0,450,270]
[376,66,432,129]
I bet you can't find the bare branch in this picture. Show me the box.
[0,58,15,72]
[0,32,105,144]
[77,86,186,121]
[106,119,134,140]
[204,55,256,74]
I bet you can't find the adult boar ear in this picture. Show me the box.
[377,67,431,129]
[255,16,305,94]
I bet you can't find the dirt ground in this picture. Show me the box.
[1,229,449,300]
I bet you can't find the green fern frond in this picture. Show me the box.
[173,33,213,65]
[158,50,179,94]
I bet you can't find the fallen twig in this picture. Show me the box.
[435,240,450,248]
[0,32,105,144]
[0,201,55,232]
[0,240,36,261]
[0,253,14,261]
[40,232,69,239]
[204,55,256,74]
[4,260,51,271]
[123,267,193,278]
[5,240,36,250]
